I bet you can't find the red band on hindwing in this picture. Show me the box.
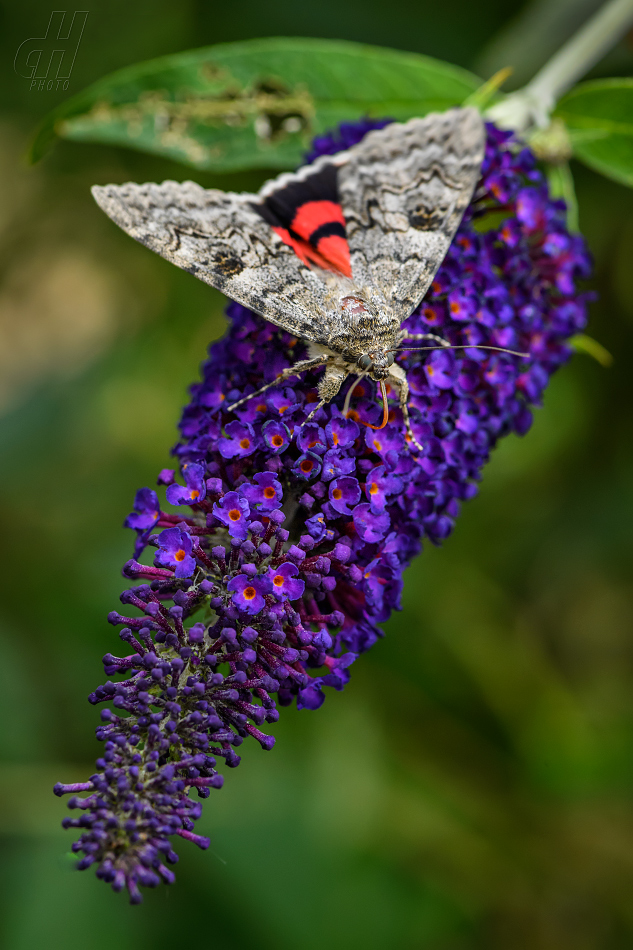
[255,164,352,277]
[290,200,346,241]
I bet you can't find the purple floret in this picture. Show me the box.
[212,491,250,540]
[227,573,271,614]
[154,526,196,578]
[56,118,593,904]
[165,462,206,506]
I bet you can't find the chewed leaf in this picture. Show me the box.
[555,79,633,189]
[29,36,482,172]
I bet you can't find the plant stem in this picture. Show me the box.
[487,0,633,131]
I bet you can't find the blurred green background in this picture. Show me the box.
[2,1,633,947]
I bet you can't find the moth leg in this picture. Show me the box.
[302,399,327,426]
[388,363,424,454]
[226,354,330,412]
[301,363,347,426]
[401,331,450,347]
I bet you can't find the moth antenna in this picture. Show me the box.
[392,344,529,358]
[342,373,367,418]
[364,381,389,431]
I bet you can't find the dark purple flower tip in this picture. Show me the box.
[213,491,250,540]
[124,488,160,531]
[297,681,325,710]
[296,423,327,455]
[227,573,271,615]
[166,463,207,506]
[218,420,257,459]
[329,476,361,515]
[267,562,305,601]
[364,465,403,510]
[262,419,291,455]
[352,503,391,543]
[325,413,360,448]
[157,468,175,486]
[154,527,196,578]
[293,452,322,480]
[240,472,282,511]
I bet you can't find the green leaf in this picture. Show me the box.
[29,36,482,173]
[555,79,633,189]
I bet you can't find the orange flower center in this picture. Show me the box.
[273,575,284,587]
[373,439,382,451]
[174,548,186,562]
[271,434,284,447]
[369,482,378,495]
[256,403,266,413]
[300,459,313,473]
[239,438,251,449]
[228,509,241,522]
[190,489,200,500]
[332,432,339,445]
[263,486,276,499]
[332,488,343,500]
[243,586,256,600]
[450,301,460,314]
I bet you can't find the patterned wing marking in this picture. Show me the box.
[91,179,347,347]
[337,108,485,324]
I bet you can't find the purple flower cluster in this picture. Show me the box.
[54,120,591,902]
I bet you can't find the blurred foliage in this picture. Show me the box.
[1,1,633,949]
[556,78,633,187]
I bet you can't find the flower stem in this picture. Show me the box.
[487,0,633,131]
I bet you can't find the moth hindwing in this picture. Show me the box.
[92,107,486,450]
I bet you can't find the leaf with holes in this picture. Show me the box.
[29,36,482,173]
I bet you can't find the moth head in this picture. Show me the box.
[357,350,394,379]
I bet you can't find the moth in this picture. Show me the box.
[93,107,490,450]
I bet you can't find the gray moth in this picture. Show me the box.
[92,107,486,449]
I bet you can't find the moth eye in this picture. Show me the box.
[358,355,373,371]
[386,352,395,366]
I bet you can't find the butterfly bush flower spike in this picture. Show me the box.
[54,117,592,902]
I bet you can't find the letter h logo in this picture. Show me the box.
[14,11,88,85]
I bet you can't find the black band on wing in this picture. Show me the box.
[253,163,339,232]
